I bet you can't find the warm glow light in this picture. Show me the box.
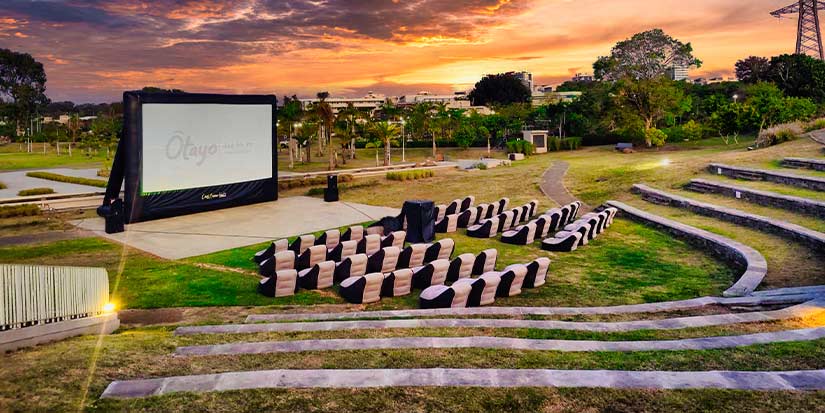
[103,302,116,313]
[660,159,672,167]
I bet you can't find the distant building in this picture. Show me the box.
[58,114,70,124]
[298,92,391,114]
[666,64,690,81]
[509,71,534,92]
[531,91,582,106]
[572,73,594,82]
[397,91,471,109]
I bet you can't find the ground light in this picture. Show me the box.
[103,302,116,313]
[660,158,672,167]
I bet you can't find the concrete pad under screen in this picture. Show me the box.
[74,196,399,259]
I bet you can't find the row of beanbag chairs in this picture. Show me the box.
[500,201,581,245]
[435,196,510,233]
[339,245,499,304]
[257,238,455,299]
[254,226,405,275]
[466,200,539,238]
[542,207,617,252]
[419,257,551,309]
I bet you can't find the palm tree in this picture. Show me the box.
[315,93,335,171]
[279,96,303,169]
[67,113,80,156]
[371,121,398,166]
[432,102,450,157]
[337,103,360,160]
[296,121,316,163]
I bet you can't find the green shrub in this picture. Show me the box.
[804,118,825,132]
[26,171,107,188]
[682,120,704,141]
[0,204,41,218]
[97,167,111,178]
[774,129,797,143]
[548,137,562,152]
[278,174,353,191]
[306,179,376,196]
[505,140,535,156]
[0,181,6,190]
[475,162,488,170]
[645,128,668,147]
[561,137,582,150]
[386,169,435,181]
[18,187,55,196]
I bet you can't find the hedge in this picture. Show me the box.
[0,204,41,218]
[278,174,354,190]
[26,171,107,188]
[386,169,435,181]
[18,187,55,196]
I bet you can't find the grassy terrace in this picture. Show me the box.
[2,137,825,412]
[4,325,825,412]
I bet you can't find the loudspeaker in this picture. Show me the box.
[100,198,125,234]
[402,200,435,243]
[324,175,339,202]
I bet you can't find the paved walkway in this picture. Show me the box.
[177,299,825,336]
[245,290,824,323]
[100,368,825,398]
[176,327,825,356]
[540,161,578,206]
[0,168,104,199]
[72,196,399,259]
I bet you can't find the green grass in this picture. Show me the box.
[3,325,825,412]
[26,171,107,187]
[191,218,732,310]
[17,187,55,196]
[0,146,108,171]
[0,238,337,309]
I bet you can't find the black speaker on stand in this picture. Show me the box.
[401,200,435,243]
[324,175,339,202]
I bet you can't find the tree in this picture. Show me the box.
[295,121,316,163]
[593,29,702,81]
[468,73,531,106]
[371,121,398,166]
[453,123,476,149]
[615,77,691,147]
[768,54,825,102]
[315,92,335,170]
[735,56,770,84]
[0,49,49,138]
[709,102,754,144]
[279,96,303,169]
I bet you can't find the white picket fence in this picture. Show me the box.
[0,264,110,330]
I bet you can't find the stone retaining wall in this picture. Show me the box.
[781,157,825,172]
[632,184,825,251]
[604,200,767,297]
[685,179,825,219]
[708,163,825,191]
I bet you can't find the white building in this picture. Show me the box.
[531,91,582,106]
[299,92,392,114]
[522,130,549,153]
[510,71,533,92]
[666,64,690,81]
[572,73,594,82]
[397,91,471,109]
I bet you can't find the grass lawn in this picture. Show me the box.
[2,137,825,412]
[3,324,825,412]
[189,217,733,309]
[0,143,110,171]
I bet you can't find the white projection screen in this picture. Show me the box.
[114,92,277,223]
[141,103,273,194]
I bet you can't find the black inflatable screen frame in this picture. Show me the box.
[107,91,277,224]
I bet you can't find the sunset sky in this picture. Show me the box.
[0,0,807,103]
